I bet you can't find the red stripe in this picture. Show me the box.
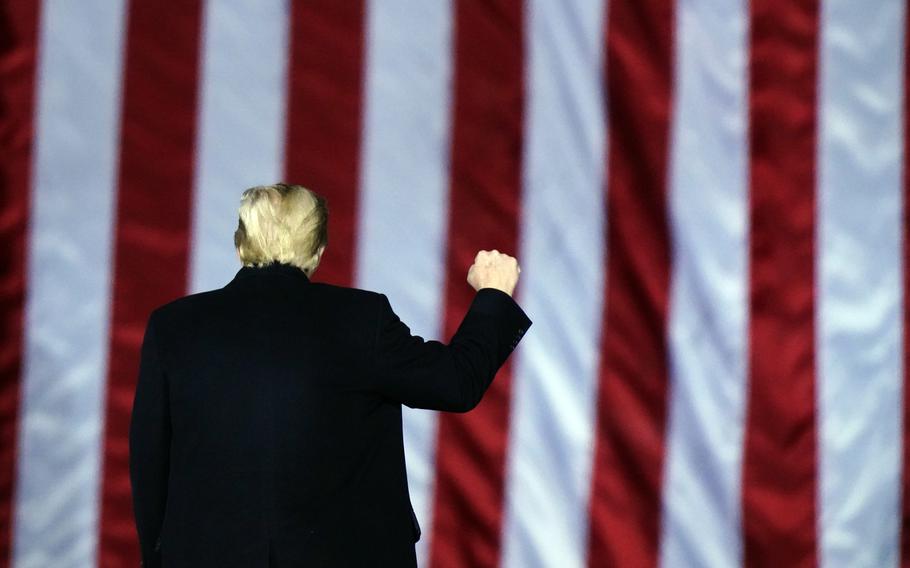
[429,2,524,566]
[0,2,40,565]
[741,1,820,566]
[98,2,203,565]
[586,0,675,565]
[284,1,365,287]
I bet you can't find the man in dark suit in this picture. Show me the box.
[129,184,531,567]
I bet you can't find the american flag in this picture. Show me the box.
[0,0,907,566]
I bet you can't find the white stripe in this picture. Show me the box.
[817,1,906,566]
[189,0,290,294]
[659,0,749,565]
[13,1,127,566]
[355,1,453,565]
[500,0,606,565]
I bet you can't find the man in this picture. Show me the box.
[129,183,531,567]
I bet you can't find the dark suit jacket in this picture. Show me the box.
[129,261,531,567]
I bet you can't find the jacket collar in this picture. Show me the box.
[230,262,311,285]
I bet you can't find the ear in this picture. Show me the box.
[305,245,327,277]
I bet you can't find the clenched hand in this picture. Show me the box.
[467,250,521,297]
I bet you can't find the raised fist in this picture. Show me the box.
[467,250,521,297]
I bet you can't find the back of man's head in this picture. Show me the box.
[233,183,328,275]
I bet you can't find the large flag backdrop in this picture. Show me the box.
[0,0,908,566]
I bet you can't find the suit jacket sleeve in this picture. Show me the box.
[371,288,531,412]
[129,311,171,567]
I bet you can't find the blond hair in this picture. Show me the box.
[233,184,328,274]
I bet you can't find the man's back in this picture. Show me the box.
[129,261,531,567]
